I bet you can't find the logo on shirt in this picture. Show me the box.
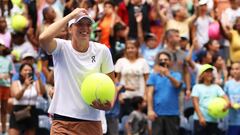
[91,56,96,63]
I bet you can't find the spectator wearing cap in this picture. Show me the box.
[0,39,14,135]
[0,16,11,48]
[147,51,183,135]
[185,43,219,84]
[109,22,128,63]
[191,64,229,135]
[135,11,161,72]
[191,0,214,48]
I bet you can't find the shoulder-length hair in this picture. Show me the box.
[19,63,34,84]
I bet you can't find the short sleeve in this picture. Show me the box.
[191,85,200,97]
[147,73,156,86]
[142,58,150,74]
[173,72,182,83]
[216,85,225,97]
[128,112,135,123]
[101,47,114,74]
[50,38,64,55]
[115,58,123,73]
[224,81,229,94]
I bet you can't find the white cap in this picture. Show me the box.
[68,14,95,27]
[21,52,36,60]
[198,0,208,6]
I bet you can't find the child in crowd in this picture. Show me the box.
[224,62,240,135]
[0,39,13,135]
[191,64,230,135]
[126,96,149,135]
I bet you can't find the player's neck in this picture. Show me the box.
[73,40,89,52]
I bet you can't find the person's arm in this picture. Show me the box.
[218,18,232,41]
[125,122,132,135]
[143,73,149,102]
[147,85,157,121]
[166,74,182,88]
[163,68,182,88]
[157,7,168,26]
[184,65,191,98]
[11,81,27,100]
[39,8,88,53]
[11,76,33,100]
[185,40,197,70]
[192,96,206,126]
[35,73,46,96]
[136,12,144,44]
[91,71,116,110]
[222,94,231,111]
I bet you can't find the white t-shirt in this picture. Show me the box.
[115,57,150,99]
[221,8,240,28]
[194,16,213,47]
[48,39,114,121]
[12,41,37,58]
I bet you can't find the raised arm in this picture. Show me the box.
[218,19,232,41]
[39,8,88,53]
[136,12,144,44]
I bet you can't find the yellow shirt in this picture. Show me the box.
[166,18,191,38]
[230,30,240,62]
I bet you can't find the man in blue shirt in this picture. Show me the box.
[147,51,182,135]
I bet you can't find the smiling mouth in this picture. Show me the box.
[79,31,89,36]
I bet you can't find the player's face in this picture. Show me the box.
[71,19,92,41]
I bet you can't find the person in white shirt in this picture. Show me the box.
[39,8,115,135]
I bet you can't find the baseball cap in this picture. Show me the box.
[199,64,214,76]
[114,23,126,32]
[21,52,36,60]
[68,14,95,27]
[198,0,208,6]
[144,33,157,41]
[180,35,189,41]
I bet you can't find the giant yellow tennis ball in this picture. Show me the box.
[11,14,28,32]
[81,73,115,106]
[208,97,229,119]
